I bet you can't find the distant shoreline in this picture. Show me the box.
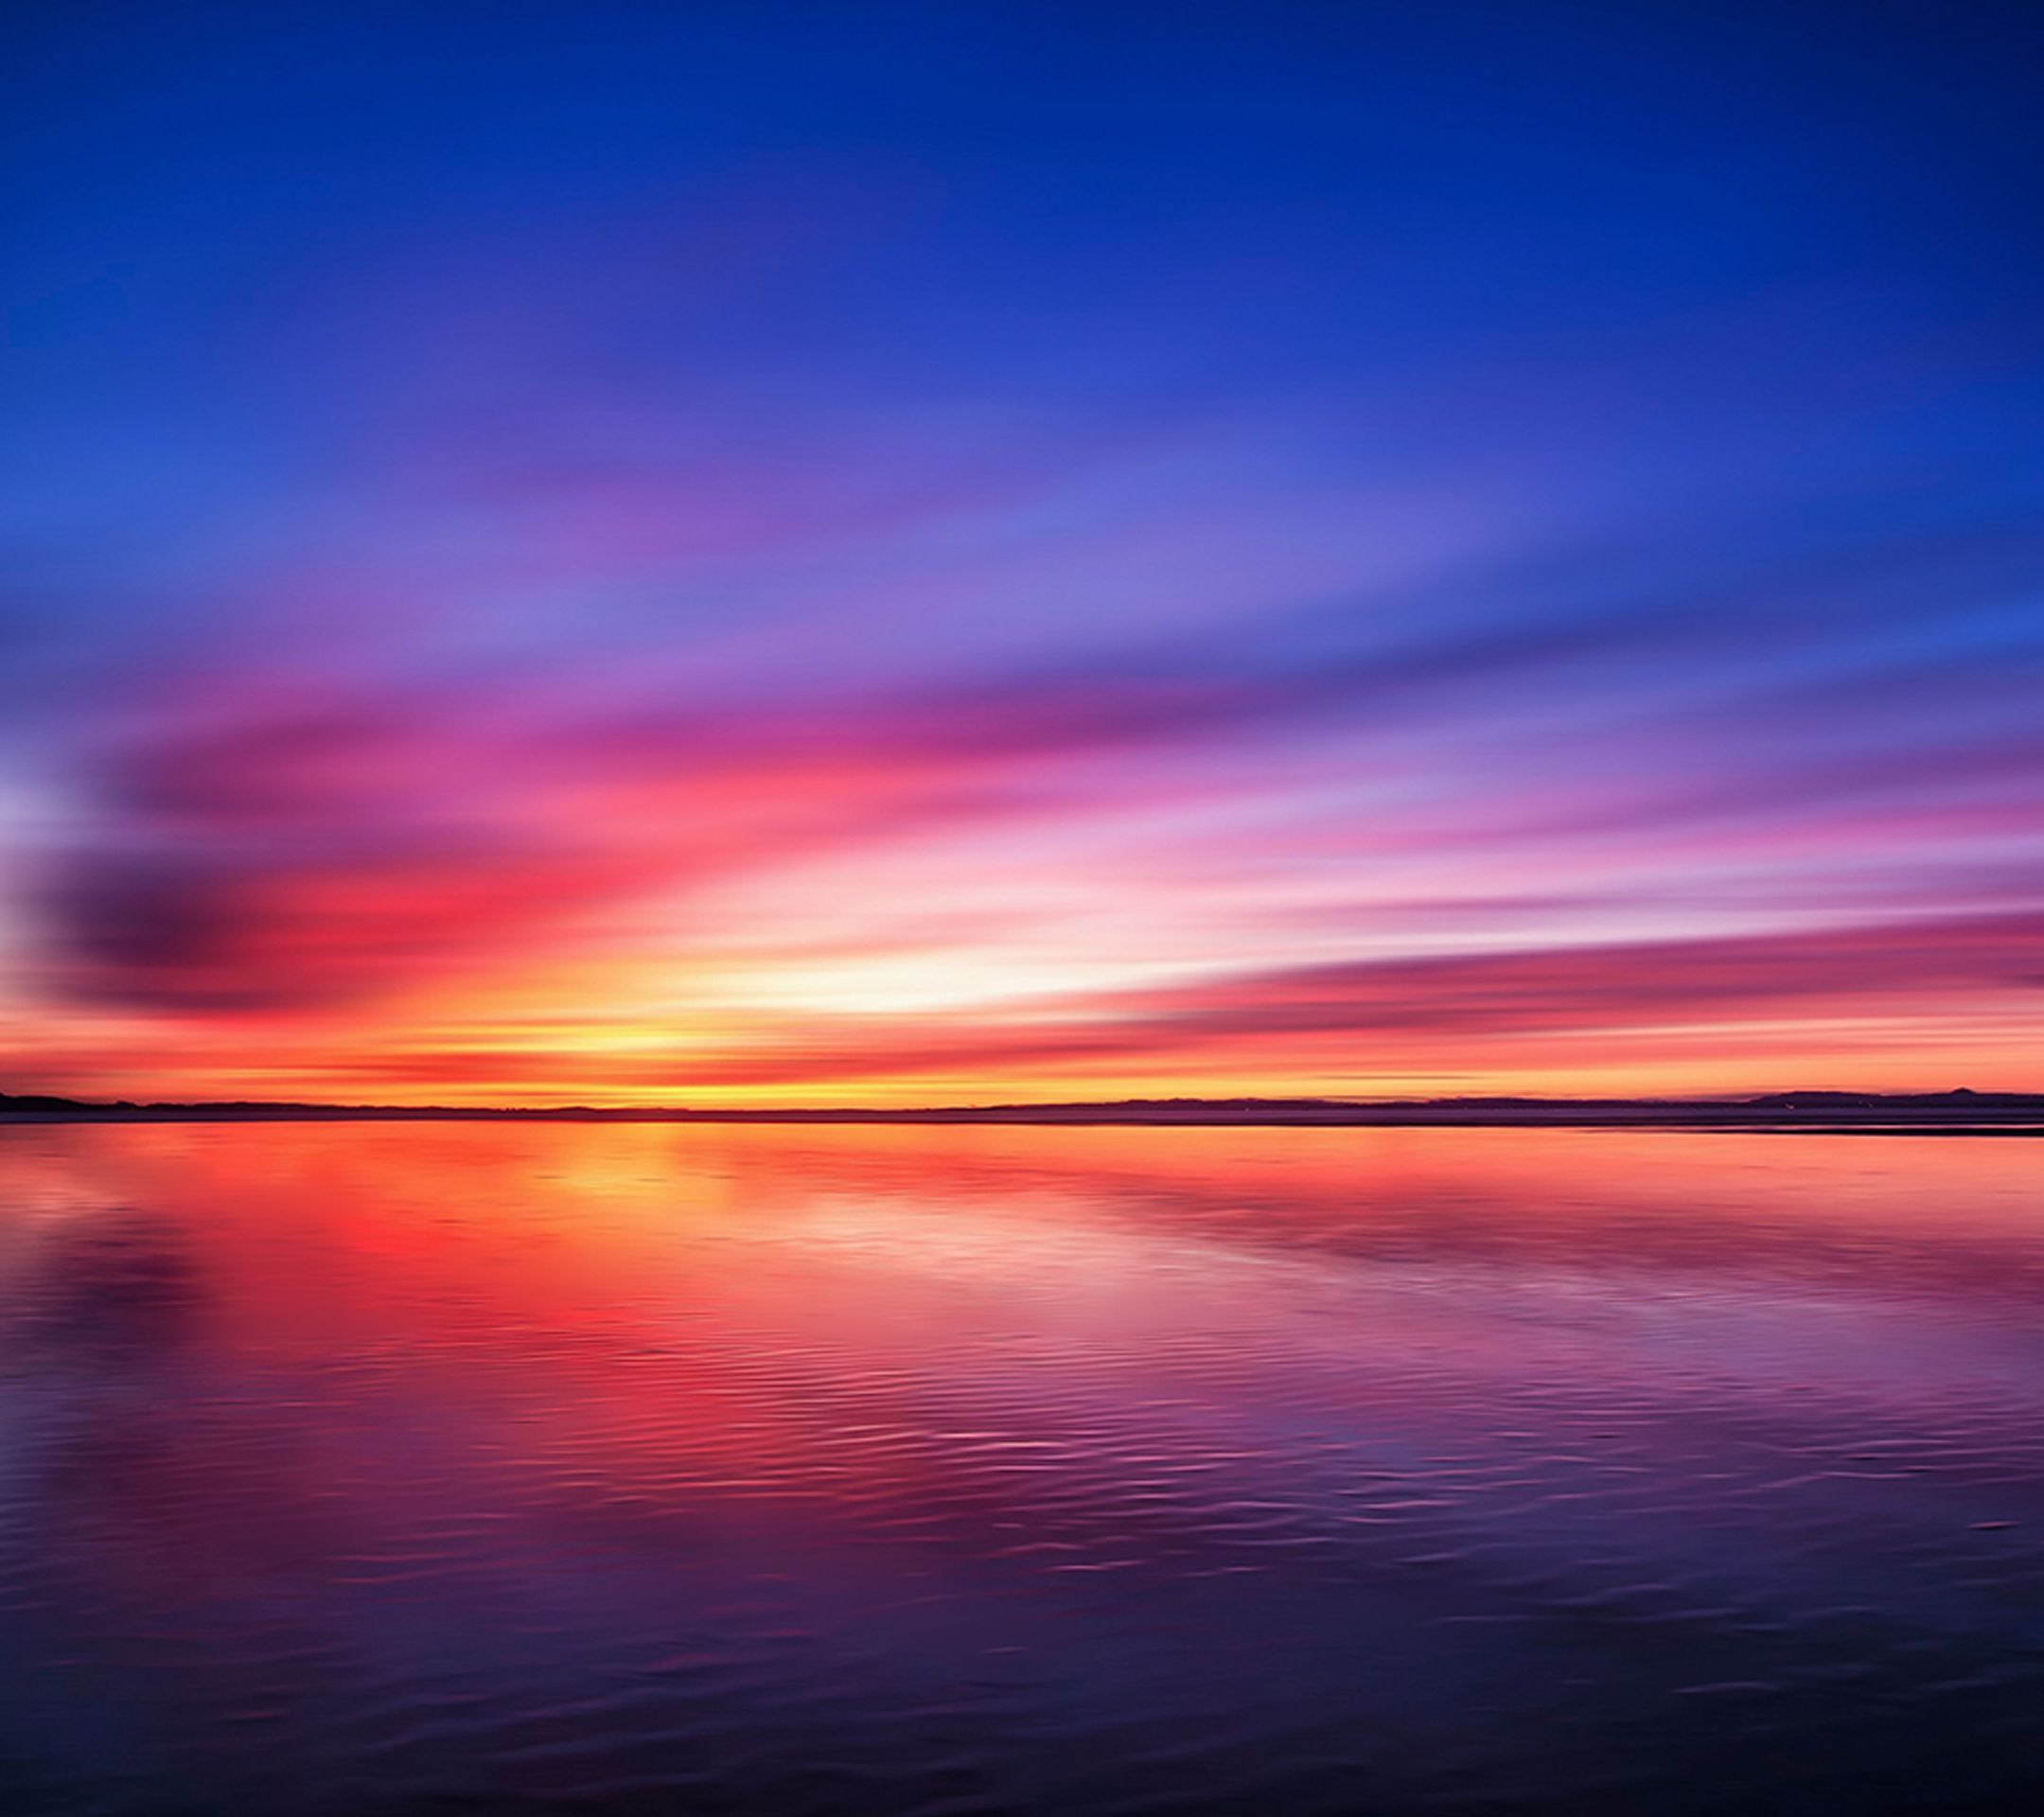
[4,1091,2041,1133]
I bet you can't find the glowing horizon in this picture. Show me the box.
[4,6,2040,1107]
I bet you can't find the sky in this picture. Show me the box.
[2,0,2041,1106]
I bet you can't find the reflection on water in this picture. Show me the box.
[2,1123,2041,1814]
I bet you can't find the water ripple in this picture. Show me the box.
[1,1122,2042,1812]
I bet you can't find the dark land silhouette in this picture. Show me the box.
[3,1088,2041,1131]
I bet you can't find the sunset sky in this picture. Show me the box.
[3,2,2041,1105]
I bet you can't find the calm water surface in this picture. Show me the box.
[2,1122,2041,1815]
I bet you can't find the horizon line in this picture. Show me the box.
[5,1085,2042,1130]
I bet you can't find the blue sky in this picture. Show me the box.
[3,1,2040,1102]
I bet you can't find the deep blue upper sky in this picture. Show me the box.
[2,2,2040,1101]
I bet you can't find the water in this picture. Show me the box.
[1,1121,2040,1815]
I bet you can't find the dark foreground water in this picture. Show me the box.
[2,1124,2041,1815]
